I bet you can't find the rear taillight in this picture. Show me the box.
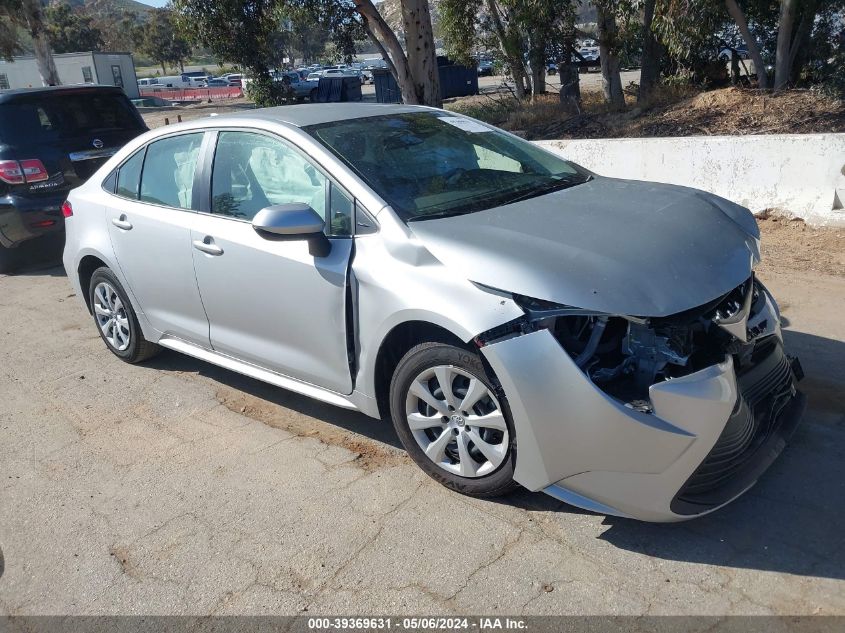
[0,159,49,184]
[0,160,25,184]
[19,159,49,183]
[61,201,73,218]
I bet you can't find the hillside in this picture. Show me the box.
[65,0,152,20]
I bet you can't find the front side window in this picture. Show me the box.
[139,133,204,209]
[211,131,327,223]
[306,112,590,221]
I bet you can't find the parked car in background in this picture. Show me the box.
[62,104,804,522]
[156,75,192,88]
[186,76,209,88]
[0,86,147,272]
[477,59,494,76]
[206,78,230,87]
[221,73,243,87]
[279,71,319,101]
[137,78,160,87]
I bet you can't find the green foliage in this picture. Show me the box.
[45,3,104,54]
[137,8,191,73]
[0,0,24,60]
[244,72,294,107]
[440,0,481,66]
[173,0,286,75]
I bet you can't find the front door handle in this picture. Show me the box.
[111,215,132,230]
[193,237,224,256]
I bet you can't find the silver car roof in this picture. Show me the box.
[222,103,434,128]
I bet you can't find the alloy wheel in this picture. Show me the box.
[93,282,131,352]
[405,365,509,478]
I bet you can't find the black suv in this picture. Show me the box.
[0,85,147,272]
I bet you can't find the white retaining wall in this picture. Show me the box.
[536,134,845,227]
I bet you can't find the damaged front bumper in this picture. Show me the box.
[479,302,805,523]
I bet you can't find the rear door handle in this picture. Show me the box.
[193,237,224,256]
[111,215,132,230]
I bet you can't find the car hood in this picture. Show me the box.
[407,177,760,317]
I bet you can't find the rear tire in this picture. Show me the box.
[88,267,160,364]
[389,342,518,497]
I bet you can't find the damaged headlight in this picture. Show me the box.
[505,278,780,411]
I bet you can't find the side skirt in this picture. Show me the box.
[158,336,361,411]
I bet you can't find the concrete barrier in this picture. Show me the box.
[536,134,845,227]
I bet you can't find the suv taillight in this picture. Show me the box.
[0,159,49,184]
[20,159,49,183]
[61,201,73,218]
[0,160,25,184]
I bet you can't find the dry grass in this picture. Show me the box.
[446,85,845,140]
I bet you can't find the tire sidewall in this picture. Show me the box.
[88,268,143,362]
[389,343,517,497]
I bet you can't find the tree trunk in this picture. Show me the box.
[161,62,166,75]
[21,0,60,86]
[725,0,769,90]
[774,0,797,90]
[730,50,740,85]
[353,0,420,104]
[637,0,660,104]
[485,0,530,99]
[401,0,441,107]
[596,3,623,108]
[528,36,545,100]
[558,54,581,114]
[787,0,817,85]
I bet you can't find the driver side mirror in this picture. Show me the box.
[252,203,331,257]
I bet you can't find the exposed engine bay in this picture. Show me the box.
[480,276,782,412]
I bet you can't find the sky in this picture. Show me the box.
[136,0,169,7]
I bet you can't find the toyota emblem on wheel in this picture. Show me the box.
[92,138,104,149]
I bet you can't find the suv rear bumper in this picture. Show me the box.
[0,193,66,247]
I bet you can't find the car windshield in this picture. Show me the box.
[305,112,590,221]
[0,92,144,145]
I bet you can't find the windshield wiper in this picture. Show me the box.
[408,208,477,222]
[505,174,593,205]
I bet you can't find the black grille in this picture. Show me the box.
[672,338,801,514]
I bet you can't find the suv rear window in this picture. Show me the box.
[0,93,144,145]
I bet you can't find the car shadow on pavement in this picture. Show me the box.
[2,236,65,277]
[593,329,845,581]
[144,349,404,449]
[149,329,844,581]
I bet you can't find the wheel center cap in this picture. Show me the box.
[451,414,465,426]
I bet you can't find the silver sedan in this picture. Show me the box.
[62,104,805,521]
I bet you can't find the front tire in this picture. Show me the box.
[389,342,518,497]
[88,267,160,364]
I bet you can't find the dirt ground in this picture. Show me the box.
[757,215,845,278]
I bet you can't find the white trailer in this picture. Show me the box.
[0,52,139,99]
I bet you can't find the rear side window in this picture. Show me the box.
[0,93,144,145]
[116,149,145,199]
[140,133,204,209]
